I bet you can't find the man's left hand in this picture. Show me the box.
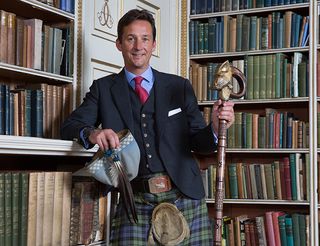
[211,99,235,135]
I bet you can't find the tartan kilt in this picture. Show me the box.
[109,188,213,245]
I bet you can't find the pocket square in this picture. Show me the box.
[168,108,182,117]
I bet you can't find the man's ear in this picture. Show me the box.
[152,40,156,52]
[116,39,122,51]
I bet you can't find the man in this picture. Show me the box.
[61,9,235,245]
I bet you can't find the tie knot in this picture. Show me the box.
[134,76,144,85]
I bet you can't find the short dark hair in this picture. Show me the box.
[117,9,156,42]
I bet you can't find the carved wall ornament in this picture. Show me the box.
[97,0,114,28]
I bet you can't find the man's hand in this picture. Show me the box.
[211,99,235,135]
[88,128,120,151]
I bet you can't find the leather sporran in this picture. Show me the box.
[147,202,190,246]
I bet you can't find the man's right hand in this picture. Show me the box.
[88,129,120,151]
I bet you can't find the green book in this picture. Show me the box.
[234,112,242,148]
[278,214,288,246]
[227,122,235,148]
[203,23,209,54]
[19,173,29,246]
[0,173,4,245]
[12,173,20,246]
[4,172,12,246]
[285,216,294,246]
[266,55,273,99]
[236,15,243,52]
[282,58,288,98]
[198,23,204,54]
[259,55,267,99]
[246,56,254,100]
[289,154,297,200]
[298,62,307,97]
[298,214,306,246]
[272,54,277,98]
[264,164,275,199]
[258,116,266,148]
[253,55,260,99]
[245,113,253,148]
[292,213,301,245]
[241,16,250,51]
[228,163,238,199]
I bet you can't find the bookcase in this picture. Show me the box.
[0,1,103,245]
[186,0,319,245]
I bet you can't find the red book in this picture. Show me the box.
[283,157,292,200]
[272,211,286,246]
[279,160,287,200]
[265,211,276,246]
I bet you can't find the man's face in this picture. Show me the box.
[116,20,156,74]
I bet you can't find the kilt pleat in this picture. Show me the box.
[109,188,213,245]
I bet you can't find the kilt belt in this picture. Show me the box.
[131,174,172,194]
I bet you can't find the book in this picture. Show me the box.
[4,172,12,246]
[0,173,4,245]
[27,173,38,246]
[42,172,55,246]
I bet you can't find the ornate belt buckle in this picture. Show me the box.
[148,176,172,194]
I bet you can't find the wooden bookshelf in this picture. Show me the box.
[187,0,318,244]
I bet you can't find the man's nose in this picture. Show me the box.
[134,39,143,50]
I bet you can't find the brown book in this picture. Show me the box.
[22,24,28,67]
[15,17,25,66]
[27,172,38,246]
[229,17,237,52]
[42,172,55,246]
[23,19,43,70]
[202,65,207,101]
[273,161,282,200]
[18,90,26,136]
[284,11,293,48]
[0,10,8,63]
[236,163,244,199]
[79,182,96,245]
[46,84,53,138]
[69,182,82,245]
[35,172,45,246]
[61,172,72,246]
[51,85,58,138]
[191,63,199,98]
[7,12,16,65]
[252,113,259,148]
[197,66,203,100]
[42,25,50,72]
[52,172,64,246]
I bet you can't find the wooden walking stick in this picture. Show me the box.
[212,61,246,245]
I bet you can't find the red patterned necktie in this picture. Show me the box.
[134,76,148,104]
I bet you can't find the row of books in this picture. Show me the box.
[0,10,74,77]
[190,0,309,15]
[190,52,308,101]
[203,108,309,149]
[35,0,75,14]
[0,171,72,246]
[214,212,309,246]
[0,82,73,139]
[189,12,309,54]
[202,154,308,201]
[0,172,108,246]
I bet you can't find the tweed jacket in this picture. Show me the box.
[61,68,217,199]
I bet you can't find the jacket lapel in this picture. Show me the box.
[110,70,134,132]
[153,69,172,138]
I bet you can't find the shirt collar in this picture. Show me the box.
[124,66,154,85]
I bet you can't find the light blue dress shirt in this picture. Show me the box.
[124,66,154,93]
